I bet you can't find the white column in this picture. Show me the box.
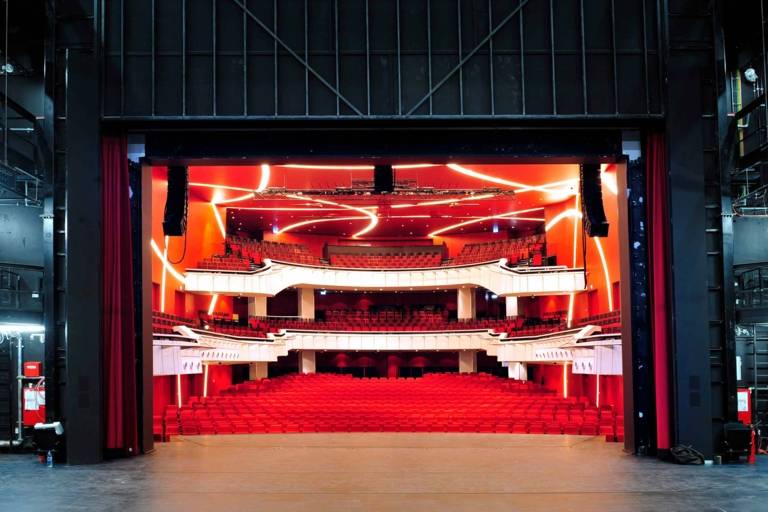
[505,296,518,317]
[298,287,315,320]
[299,350,317,374]
[249,361,268,380]
[458,350,477,374]
[248,296,267,317]
[507,362,527,381]
[457,287,476,320]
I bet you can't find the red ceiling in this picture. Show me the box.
[158,163,607,238]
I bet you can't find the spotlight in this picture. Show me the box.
[745,68,759,83]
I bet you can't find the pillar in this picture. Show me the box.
[299,350,316,374]
[457,287,476,320]
[505,296,518,317]
[249,361,268,380]
[507,362,527,381]
[248,296,267,317]
[459,350,477,374]
[298,287,315,320]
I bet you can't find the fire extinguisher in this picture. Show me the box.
[23,378,46,427]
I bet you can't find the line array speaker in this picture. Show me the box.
[373,164,394,194]
[162,165,189,236]
[579,163,609,237]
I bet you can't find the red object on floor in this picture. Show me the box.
[158,373,620,440]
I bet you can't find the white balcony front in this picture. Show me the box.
[152,324,620,376]
[183,259,586,297]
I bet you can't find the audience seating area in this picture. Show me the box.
[156,373,623,441]
[330,252,443,269]
[195,235,553,271]
[577,310,621,334]
[152,311,196,334]
[451,234,546,266]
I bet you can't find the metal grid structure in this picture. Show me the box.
[102,0,663,120]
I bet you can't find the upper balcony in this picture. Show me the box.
[184,258,585,297]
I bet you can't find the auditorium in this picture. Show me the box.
[1,0,766,510]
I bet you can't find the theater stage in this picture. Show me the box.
[2,434,766,511]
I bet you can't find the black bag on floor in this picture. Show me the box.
[670,445,705,465]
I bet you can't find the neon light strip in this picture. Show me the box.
[567,195,580,328]
[160,236,169,313]
[189,182,254,193]
[563,363,569,399]
[211,203,226,238]
[285,194,378,238]
[229,207,348,211]
[391,193,497,209]
[207,294,219,316]
[213,193,255,205]
[593,237,614,312]
[176,374,183,408]
[256,164,270,192]
[277,163,439,170]
[544,208,582,232]
[595,373,601,408]
[203,364,209,398]
[428,207,545,237]
[447,164,579,194]
[150,238,187,283]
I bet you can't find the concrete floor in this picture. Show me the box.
[0,434,766,512]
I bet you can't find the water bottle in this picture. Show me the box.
[46,450,54,468]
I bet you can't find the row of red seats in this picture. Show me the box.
[152,311,195,335]
[197,255,252,271]
[228,236,319,265]
[330,252,443,269]
[158,373,623,442]
[451,234,546,266]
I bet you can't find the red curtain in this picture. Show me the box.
[646,132,672,450]
[101,135,139,455]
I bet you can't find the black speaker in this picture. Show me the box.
[162,165,189,236]
[579,163,609,237]
[373,164,394,194]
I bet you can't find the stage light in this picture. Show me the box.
[0,323,45,334]
[492,223,499,233]
[272,225,279,234]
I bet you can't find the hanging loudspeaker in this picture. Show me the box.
[579,163,609,237]
[373,164,394,194]
[162,165,189,236]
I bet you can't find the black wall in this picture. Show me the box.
[734,217,768,266]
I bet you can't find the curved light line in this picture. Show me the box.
[211,203,226,238]
[228,206,348,211]
[213,193,255,205]
[256,164,271,192]
[277,163,439,170]
[447,163,579,194]
[276,216,369,234]
[567,195,580,328]
[391,193,497,209]
[151,238,187,284]
[544,208,583,232]
[428,207,545,237]
[593,237,614,312]
[285,194,378,238]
